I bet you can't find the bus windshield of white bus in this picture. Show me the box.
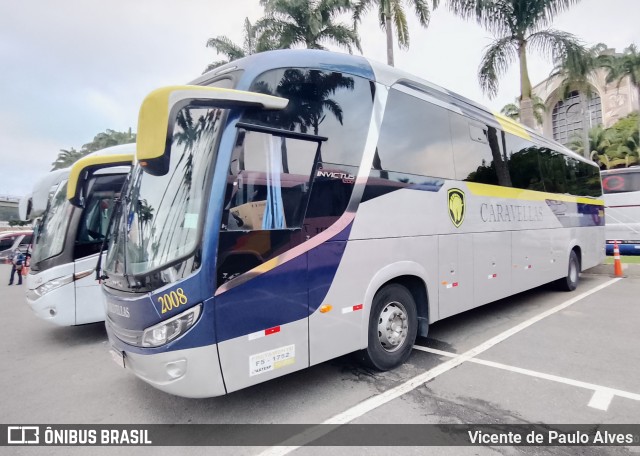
[31,181,72,265]
[602,169,640,193]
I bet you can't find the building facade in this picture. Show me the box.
[531,68,638,146]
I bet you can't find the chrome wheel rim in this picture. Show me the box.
[377,301,409,352]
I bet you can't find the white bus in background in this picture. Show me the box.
[26,144,133,326]
[19,168,69,223]
[603,167,640,255]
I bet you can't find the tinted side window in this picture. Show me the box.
[376,89,455,178]
[243,68,373,167]
[451,113,511,186]
[539,149,568,193]
[564,158,601,197]
[576,161,602,197]
[222,129,317,231]
[506,135,544,191]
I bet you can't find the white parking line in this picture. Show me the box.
[257,278,621,456]
[413,346,640,410]
[588,390,615,411]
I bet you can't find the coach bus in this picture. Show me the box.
[602,167,640,255]
[26,145,133,326]
[101,50,604,398]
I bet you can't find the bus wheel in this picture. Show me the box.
[362,283,417,371]
[556,250,580,292]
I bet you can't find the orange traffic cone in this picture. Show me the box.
[613,241,624,277]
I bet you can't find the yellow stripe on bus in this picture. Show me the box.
[493,112,531,140]
[466,182,604,206]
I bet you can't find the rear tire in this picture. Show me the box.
[361,283,418,371]
[556,250,580,292]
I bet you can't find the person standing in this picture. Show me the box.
[8,251,25,285]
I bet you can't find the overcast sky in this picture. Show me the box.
[0,0,638,197]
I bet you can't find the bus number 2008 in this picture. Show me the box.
[158,288,188,314]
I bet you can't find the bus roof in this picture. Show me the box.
[192,49,589,166]
[66,143,135,206]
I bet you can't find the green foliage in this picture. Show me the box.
[603,44,640,89]
[82,128,136,154]
[50,128,136,171]
[500,95,546,125]
[585,113,640,169]
[204,18,276,73]
[257,0,361,53]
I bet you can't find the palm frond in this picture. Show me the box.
[478,36,518,99]
[319,24,361,53]
[527,29,583,64]
[392,0,409,49]
[411,0,431,27]
[205,36,245,60]
[202,60,229,74]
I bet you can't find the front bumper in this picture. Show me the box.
[114,343,227,398]
[26,282,76,326]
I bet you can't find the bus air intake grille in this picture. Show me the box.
[106,316,143,346]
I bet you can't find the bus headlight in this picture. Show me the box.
[28,275,74,300]
[142,304,202,347]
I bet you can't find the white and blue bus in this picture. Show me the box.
[25,145,133,326]
[102,50,604,398]
[602,167,640,255]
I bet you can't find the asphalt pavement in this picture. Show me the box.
[1,263,639,455]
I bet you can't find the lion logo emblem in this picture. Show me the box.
[448,188,465,228]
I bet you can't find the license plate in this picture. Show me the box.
[110,349,125,368]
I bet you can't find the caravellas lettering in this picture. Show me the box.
[480,203,544,223]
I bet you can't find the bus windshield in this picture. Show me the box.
[31,181,73,265]
[602,170,640,194]
[105,106,223,277]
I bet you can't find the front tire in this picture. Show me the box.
[361,283,418,371]
[556,250,580,291]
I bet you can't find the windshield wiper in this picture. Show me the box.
[95,195,122,281]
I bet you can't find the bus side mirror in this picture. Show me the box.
[136,85,288,176]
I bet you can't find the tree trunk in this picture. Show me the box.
[385,16,394,66]
[518,41,535,129]
[579,93,591,159]
[488,126,512,187]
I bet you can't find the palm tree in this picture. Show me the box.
[257,0,361,54]
[51,148,85,170]
[353,0,438,67]
[549,43,607,157]
[602,44,640,139]
[82,128,136,153]
[205,18,278,73]
[449,0,584,129]
[500,95,546,126]
[603,44,640,106]
[568,124,611,160]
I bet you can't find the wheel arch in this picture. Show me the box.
[567,240,582,271]
[361,261,433,347]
